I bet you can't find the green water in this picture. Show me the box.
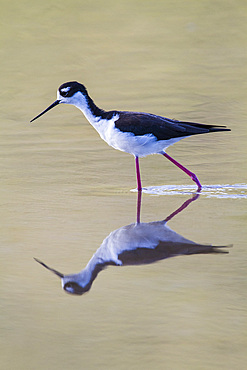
[0,1,246,369]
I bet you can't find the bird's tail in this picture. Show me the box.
[180,121,231,133]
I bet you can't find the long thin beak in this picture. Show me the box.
[30,100,61,122]
[34,257,64,278]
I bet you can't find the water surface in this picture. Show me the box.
[1,1,246,369]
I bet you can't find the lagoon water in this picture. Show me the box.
[1,1,246,369]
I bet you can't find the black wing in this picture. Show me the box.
[118,241,229,266]
[114,112,230,141]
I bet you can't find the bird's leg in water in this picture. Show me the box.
[162,152,202,191]
[136,190,142,224]
[135,156,142,191]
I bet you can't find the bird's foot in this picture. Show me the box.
[190,173,202,192]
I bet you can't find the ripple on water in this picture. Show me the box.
[132,184,247,199]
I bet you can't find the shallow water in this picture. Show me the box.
[1,1,247,369]
[140,183,247,198]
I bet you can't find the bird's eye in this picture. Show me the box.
[63,281,87,295]
[64,282,75,293]
[60,87,71,97]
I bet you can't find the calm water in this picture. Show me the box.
[1,0,247,369]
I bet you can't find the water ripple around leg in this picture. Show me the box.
[131,184,247,198]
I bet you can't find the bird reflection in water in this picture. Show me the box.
[35,193,229,295]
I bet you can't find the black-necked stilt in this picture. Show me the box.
[31,81,231,191]
[34,194,229,295]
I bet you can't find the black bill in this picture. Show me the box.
[34,257,64,278]
[30,100,61,122]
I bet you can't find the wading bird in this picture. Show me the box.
[34,193,229,295]
[31,81,231,191]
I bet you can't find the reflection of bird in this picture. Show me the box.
[35,195,229,295]
[30,81,230,191]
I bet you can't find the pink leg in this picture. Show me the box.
[162,152,202,191]
[164,193,200,222]
[135,156,142,191]
[136,189,142,224]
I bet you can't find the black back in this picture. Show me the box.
[114,112,231,141]
[58,82,231,140]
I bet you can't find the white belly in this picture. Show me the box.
[93,116,184,157]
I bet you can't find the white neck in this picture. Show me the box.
[60,90,118,146]
[62,253,104,290]
[67,91,104,126]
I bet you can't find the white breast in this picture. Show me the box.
[71,91,185,157]
[91,116,184,157]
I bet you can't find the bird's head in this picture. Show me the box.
[30,81,88,122]
[34,258,89,295]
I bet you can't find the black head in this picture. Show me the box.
[63,281,90,295]
[30,81,88,122]
[58,81,88,98]
[34,258,91,296]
